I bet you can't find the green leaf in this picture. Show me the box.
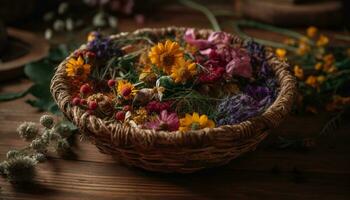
[24,61,55,85]
[0,87,32,102]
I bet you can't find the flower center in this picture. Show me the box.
[191,122,200,130]
[159,122,168,130]
[162,54,175,67]
[121,87,132,97]
[75,66,84,76]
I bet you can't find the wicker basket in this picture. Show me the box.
[50,27,297,173]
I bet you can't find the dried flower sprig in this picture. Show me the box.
[0,115,77,184]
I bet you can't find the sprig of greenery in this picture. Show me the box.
[179,0,221,32]
[164,88,221,119]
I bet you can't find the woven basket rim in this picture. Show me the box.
[50,26,297,146]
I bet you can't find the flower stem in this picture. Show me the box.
[179,0,221,32]
[229,20,317,52]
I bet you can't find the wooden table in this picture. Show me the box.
[1,10,350,200]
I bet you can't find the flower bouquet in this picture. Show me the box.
[51,27,296,173]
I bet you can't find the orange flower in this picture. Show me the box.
[316,34,329,47]
[293,65,304,79]
[65,56,91,80]
[275,48,287,59]
[323,54,335,65]
[306,26,318,38]
[305,75,318,88]
[314,62,322,70]
[283,38,296,46]
[116,80,137,100]
[317,75,326,84]
[296,40,310,56]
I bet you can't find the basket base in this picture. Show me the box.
[93,131,269,173]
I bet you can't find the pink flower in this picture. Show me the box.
[207,31,232,47]
[144,110,179,131]
[184,30,232,50]
[184,29,253,81]
[225,49,252,78]
[184,29,211,50]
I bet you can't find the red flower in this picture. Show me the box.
[115,111,125,121]
[146,101,173,114]
[198,66,225,83]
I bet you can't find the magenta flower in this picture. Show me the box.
[144,110,179,131]
[225,49,252,78]
[184,29,252,81]
[207,31,232,47]
[146,101,172,114]
[183,29,211,50]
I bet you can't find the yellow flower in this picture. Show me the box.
[185,44,198,55]
[316,34,329,47]
[148,40,184,74]
[296,41,310,56]
[346,48,350,57]
[323,54,335,65]
[275,48,287,59]
[305,75,318,88]
[314,62,323,70]
[317,75,326,84]
[326,65,337,73]
[170,59,197,84]
[179,112,215,132]
[322,54,337,73]
[283,38,296,46]
[65,56,91,80]
[87,31,98,42]
[116,80,137,100]
[306,26,318,38]
[139,64,156,82]
[293,65,304,79]
[132,107,148,124]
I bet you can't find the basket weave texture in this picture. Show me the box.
[50,27,297,173]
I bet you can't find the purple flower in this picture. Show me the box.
[245,85,272,101]
[217,89,274,126]
[87,36,123,59]
[144,110,179,131]
[246,41,274,79]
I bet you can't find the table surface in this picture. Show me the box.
[1,10,350,200]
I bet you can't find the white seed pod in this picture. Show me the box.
[56,139,70,154]
[0,161,7,174]
[5,156,37,183]
[40,115,54,129]
[17,122,39,141]
[42,130,61,143]
[30,138,47,152]
[33,153,46,163]
[6,150,21,159]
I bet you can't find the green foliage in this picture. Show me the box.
[0,45,70,114]
[164,88,221,119]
